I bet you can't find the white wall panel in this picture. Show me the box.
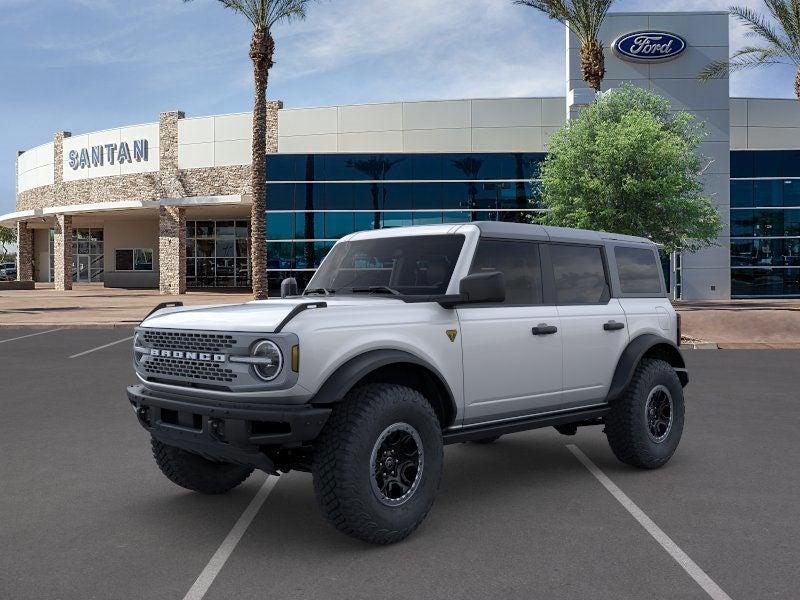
[730,99,748,127]
[338,103,403,133]
[403,100,471,130]
[648,13,729,47]
[746,127,800,149]
[730,126,748,149]
[541,98,566,126]
[471,98,542,128]
[650,78,729,111]
[747,98,800,128]
[690,110,729,142]
[179,117,214,144]
[214,139,250,166]
[178,142,214,169]
[402,128,471,152]
[17,142,54,192]
[214,113,251,142]
[472,127,543,152]
[278,134,338,153]
[278,107,338,137]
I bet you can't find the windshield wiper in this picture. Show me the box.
[304,287,335,296]
[350,286,402,296]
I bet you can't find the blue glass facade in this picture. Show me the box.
[265,153,545,292]
[731,151,800,297]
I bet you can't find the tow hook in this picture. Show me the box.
[136,406,151,427]
[209,418,226,441]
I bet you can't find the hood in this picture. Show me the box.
[140,296,403,332]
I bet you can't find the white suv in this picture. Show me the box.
[128,222,687,544]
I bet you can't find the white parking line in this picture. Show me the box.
[0,329,63,344]
[68,335,134,359]
[567,444,733,600]
[183,476,278,600]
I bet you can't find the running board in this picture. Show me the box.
[442,405,610,445]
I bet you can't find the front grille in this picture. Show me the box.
[143,356,238,383]
[142,330,237,353]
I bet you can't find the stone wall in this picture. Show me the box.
[53,214,73,291]
[158,206,186,295]
[15,221,33,282]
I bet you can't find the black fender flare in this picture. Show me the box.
[310,349,457,419]
[606,334,688,403]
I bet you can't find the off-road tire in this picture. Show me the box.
[151,438,253,494]
[605,358,684,469]
[472,435,502,444]
[312,383,443,544]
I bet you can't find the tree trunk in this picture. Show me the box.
[249,29,275,300]
[580,40,605,93]
[796,67,800,102]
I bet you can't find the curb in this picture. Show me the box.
[685,342,719,350]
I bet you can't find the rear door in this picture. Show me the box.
[458,239,563,424]
[547,243,629,406]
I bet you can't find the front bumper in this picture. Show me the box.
[127,384,331,473]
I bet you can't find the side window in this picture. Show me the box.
[469,240,542,305]
[615,246,663,295]
[550,244,609,304]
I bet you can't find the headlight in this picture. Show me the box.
[133,332,146,364]
[251,340,283,381]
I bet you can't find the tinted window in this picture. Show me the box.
[550,244,608,304]
[469,240,542,305]
[615,247,662,294]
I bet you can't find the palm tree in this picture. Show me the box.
[699,3,800,101]
[184,0,314,299]
[515,0,615,92]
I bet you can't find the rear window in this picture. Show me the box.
[615,247,662,295]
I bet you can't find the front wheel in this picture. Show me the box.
[151,438,253,494]
[312,383,443,544]
[604,359,685,469]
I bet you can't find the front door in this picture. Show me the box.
[458,239,563,425]
[77,255,90,282]
[548,243,629,405]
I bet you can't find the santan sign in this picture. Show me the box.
[613,31,687,62]
[68,139,149,170]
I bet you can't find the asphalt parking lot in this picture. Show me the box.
[1,328,798,600]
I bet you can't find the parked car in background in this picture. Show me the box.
[0,262,16,281]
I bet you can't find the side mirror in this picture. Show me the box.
[439,272,505,307]
[280,277,299,298]
[460,271,506,304]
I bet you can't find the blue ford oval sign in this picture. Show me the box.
[613,31,687,62]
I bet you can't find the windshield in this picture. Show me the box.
[306,234,465,296]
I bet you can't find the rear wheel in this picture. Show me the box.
[151,438,253,494]
[605,359,684,469]
[312,383,443,544]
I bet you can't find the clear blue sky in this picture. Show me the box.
[1,0,796,215]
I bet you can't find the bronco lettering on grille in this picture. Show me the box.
[149,349,226,362]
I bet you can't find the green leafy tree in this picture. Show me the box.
[536,84,722,253]
[699,2,800,100]
[0,226,15,263]
[183,0,316,299]
[515,0,615,92]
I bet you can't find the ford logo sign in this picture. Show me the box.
[613,31,687,63]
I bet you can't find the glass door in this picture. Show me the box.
[77,255,90,282]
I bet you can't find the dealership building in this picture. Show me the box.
[4,10,800,299]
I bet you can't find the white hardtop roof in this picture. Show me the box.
[342,222,654,246]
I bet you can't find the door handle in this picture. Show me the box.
[604,321,625,331]
[532,324,558,335]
